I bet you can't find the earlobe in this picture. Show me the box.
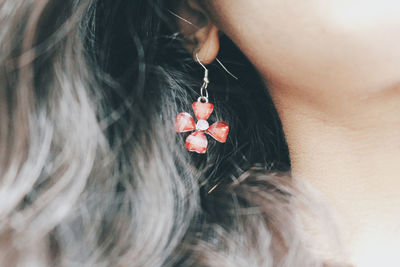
[194,25,220,65]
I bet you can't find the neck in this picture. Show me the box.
[269,81,400,265]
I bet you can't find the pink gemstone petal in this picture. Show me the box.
[175,112,196,133]
[206,121,229,143]
[192,101,214,120]
[185,131,208,154]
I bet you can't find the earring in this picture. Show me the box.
[174,53,230,154]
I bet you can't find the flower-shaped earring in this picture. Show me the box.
[175,101,229,153]
[175,53,231,154]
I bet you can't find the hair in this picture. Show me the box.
[0,0,348,266]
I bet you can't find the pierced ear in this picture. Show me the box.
[194,25,219,64]
[173,0,220,64]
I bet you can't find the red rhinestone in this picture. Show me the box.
[206,121,229,143]
[192,101,214,120]
[185,131,208,154]
[175,112,196,132]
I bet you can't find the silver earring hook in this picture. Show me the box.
[196,53,208,72]
[196,53,210,103]
[168,10,239,81]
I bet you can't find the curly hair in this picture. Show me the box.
[0,0,348,266]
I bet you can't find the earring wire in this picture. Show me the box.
[168,10,239,80]
[215,58,238,80]
[196,52,210,102]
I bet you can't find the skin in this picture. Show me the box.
[177,0,400,265]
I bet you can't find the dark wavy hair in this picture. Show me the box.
[0,0,321,266]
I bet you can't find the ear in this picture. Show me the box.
[173,0,220,64]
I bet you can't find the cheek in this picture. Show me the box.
[215,0,400,98]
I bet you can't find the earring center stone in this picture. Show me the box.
[196,120,209,131]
